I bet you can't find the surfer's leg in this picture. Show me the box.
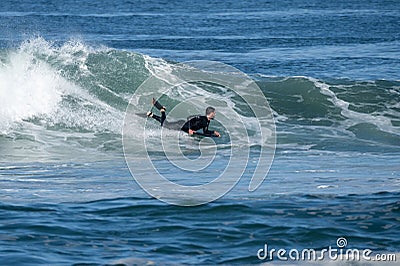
[147,112,161,123]
[147,109,166,126]
[160,110,166,126]
[152,98,166,111]
[150,98,167,126]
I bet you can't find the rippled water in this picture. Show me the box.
[1,0,399,264]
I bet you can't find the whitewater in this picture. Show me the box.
[1,0,399,264]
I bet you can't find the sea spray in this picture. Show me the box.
[1,37,400,162]
[0,50,64,133]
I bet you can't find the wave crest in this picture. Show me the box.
[1,37,399,161]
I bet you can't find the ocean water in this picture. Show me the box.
[1,0,399,265]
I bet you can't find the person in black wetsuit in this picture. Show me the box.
[147,98,221,137]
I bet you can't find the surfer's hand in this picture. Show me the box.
[189,129,195,135]
[214,131,221,137]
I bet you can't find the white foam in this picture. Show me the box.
[0,37,124,135]
[0,50,65,133]
[310,77,399,137]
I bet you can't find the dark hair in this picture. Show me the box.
[205,106,215,116]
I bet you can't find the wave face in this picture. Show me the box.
[259,77,400,153]
[0,38,399,161]
[0,38,150,161]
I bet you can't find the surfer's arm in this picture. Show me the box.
[181,117,204,135]
[202,127,213,136]
[203,129,221,137]
[203,126,220,137]
[181,120,195,134]
[203,117,221,137]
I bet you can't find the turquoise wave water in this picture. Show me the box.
[1,0,399,264]
[1,38,398,162]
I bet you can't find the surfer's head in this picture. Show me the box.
[206,106,216,120]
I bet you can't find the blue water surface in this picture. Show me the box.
[1,0,399,265]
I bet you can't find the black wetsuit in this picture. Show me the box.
[181,115,214,136]
[149,100,214,136]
